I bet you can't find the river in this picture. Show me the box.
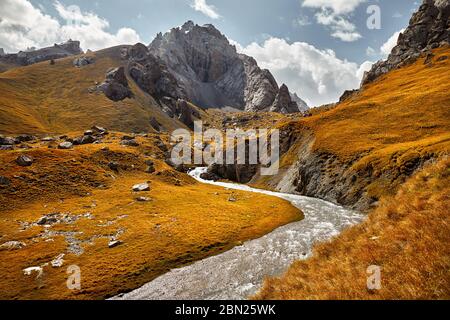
[112,167,364,300]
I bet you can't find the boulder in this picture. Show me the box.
[0,136,17,145]
[108,240,122,248]
[16,155,33,167]
[0,241,26,251]
[73,56,94,67]
[58,142,73,149]
[121,139,139,147]
[132,182,150,192]
[99,67,132,101]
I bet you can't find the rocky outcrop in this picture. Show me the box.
[160,97,198,129]
[99,67,132,101]
[73,56,94,67]
[290,92,309,112]
[270,84,300,114]
[127,43,182,99]
[146,21,304,114]
[0,40,82,66]
[362,0,450,85]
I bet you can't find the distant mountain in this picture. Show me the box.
[0,40,82,68]
[141,21,303,114]
[290,92,309,112]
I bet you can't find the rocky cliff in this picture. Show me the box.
[145,21,302,114]
[0,40,82,67]
[362,0,449,85]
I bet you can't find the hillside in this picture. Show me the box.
[256,157,449,299]
[251,46,450,211]
[0,132,301,299]
[0,45,193,135]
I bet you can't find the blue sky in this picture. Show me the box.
[1,0,422,105]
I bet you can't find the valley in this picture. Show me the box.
[0,0,449,301]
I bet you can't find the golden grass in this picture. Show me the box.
[0,136,302,300]
[0,46,186,135]
[255,157,450,300]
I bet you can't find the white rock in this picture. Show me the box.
[132,183,150,192]
[51,254,65,268]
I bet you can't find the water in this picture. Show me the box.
[112,167,364,300]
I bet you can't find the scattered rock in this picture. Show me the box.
[108,162,119,171]
[0,241,26,251]
[16,135,37,142]
[16,154,33,166]
[0,145,14,150]
[51,254,65,268]
[0,136,17,145]
[23,266,44,278]
[121,139,139,147]
[0,176,11,186]
[73,56,94,67]
[228,195,237,202]
[145,160,156,173]
[41,136,55,142]
[37,214,59,226]
[73,135,97,145]
[92,125,108,134]
[132,182,150,192]
[58,141,73,149]
[108,240,122,248]
[136,197,152,202]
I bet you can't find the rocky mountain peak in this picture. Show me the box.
[362,0,449,85]
[143,21,303,114]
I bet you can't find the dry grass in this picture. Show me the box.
[0,46,186,135]
[0,136,302,300]
[255,157,450,300]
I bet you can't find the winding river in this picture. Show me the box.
[113,167,364,300]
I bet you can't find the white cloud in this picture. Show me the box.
[380,29,405,56]
[238,37,373,106]
[191,0,221,19]
[0,0,141,53]
[302,0,364,42]
[302,0,366,15]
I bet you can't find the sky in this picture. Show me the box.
[0,0,422,106]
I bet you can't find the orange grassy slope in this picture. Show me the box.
[0,135,302,299]
[0,46,185,135]
[256,157,450,300]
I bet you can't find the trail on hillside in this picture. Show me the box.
[112,168,364,300]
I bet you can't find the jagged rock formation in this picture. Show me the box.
[0,40,82,66]
[127,43,182,99]
[99,67,132,101]
[270,84,300,114]
[144,21,303,114]
[290,92,309,112]
[362,0,450,85]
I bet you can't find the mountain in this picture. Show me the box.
[363,0,449,85]
[0,40,82,72]
[145,21,301,113]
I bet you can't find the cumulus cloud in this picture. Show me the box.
[0,0,141,53]
[380,29,405,56]
[238,37,373,106]
[302,0,364,42]
[191,0,221,19]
